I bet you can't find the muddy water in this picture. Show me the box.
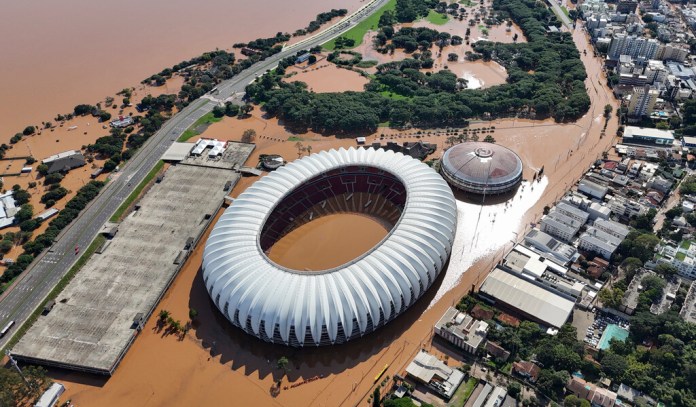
[285,63,368,93]
[267,213,389,271]
[0,0,362,138]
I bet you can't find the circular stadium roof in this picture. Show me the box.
[203,147,457,346]
[440,142,523,194]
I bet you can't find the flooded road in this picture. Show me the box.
[0,0,362,138]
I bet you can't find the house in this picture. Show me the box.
[470,304,495,321]
[405,350,465,399]
[484,341,510,362]
[42,150,86,174]
[622,126,674,146]
[567,377,618,407]
[434,307,489,354]
[109,115,134,128]
[512,360,541,382]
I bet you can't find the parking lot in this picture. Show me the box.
[582,310,630,348]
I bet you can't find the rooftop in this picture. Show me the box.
[406,350,465,399]
[434,307,488,350]
[441,142,523,186]
[479,268,575,328]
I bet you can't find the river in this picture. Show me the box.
[0,0,362,138]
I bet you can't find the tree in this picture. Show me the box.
[239,103,254,117]
[604,104,613,118]
[483,135,496,143]
[295,142,305,158]
[189,308,198,320]
[447,53,458,62]
[508,381,522,399]
[277,356,290,376]
[601,352,628,380]
[23,126,36,136]
[599,287,624,308]
[212,105,226,118]
[372,387,381,407]
[159,309,170,321]
[655,263,677,277]
[241,129,257,143]
[37,164,49,176]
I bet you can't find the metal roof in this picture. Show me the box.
[479,268,575,328]
[203,147,457,346]
[441,142,523,187]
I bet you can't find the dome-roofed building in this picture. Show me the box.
[203,147,457,347]
[440,142,523,195]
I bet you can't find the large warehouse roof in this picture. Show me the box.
[203,147,457,346]
[479,267,575,328]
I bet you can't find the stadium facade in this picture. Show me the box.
[203,147,457,346]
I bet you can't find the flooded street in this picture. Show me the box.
[267,213,389,271]
[0,0,363,138]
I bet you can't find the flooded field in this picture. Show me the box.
[53,22,620,407]
[0,0,363,138]
[267,213,389,271]
[285,63,369,93]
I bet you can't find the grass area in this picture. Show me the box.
[380,90,410,100]
[680,240,693,250]
[177,112,223,142]
[459,0,476,6]
[109,160,164,222]
[455,377,479,406]
[561,6,570,16]
[426,9,450,25]
[288,136,304,141]
[323,0,397,50]
[378,121,391,127]
[676,251,687,261]
[1,234,106,354]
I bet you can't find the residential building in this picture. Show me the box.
[109,116,134,128]
[656,43,689,62]
[588,202,611,221]
[627,85,659,117]
[503,245,586,297]
[0,191,19,229]
[42,150,86,174]
[512,361,541,382]
[523,229,579,265]
[593,219,631,240]
[540,211,583,242]
[608,34,659,59]
[484,341,511,362]
[657,241,696,279]
[617,0,638,13]
[434,307,489,354]
[405,351,465,400]
[567,377,618,407]
[579,227,624,260]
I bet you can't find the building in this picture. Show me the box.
[34,382,65,407]
[512,360,541,382]
[593,219,631,240]
[191,138,227,157]
[680,281,696,324]
[523,229,578,265]
[405,350,465,399]
[578,179,609,200]
[627,85,659,118]
[503,245,586,298]
[109,115,134,128]
[483,387,508,407]
[434,307,489,353]
[440,142,523,195]
[0,191,19,229]
[622,126,674,146]
[484,341,511,362]
[657,241,696,279]
[588,202,611,220]
[42,150,86,174]
[579,227,624,260]
[609,195,647,218]
[608,34,659,59]
[656,43,689,63]
[203,148,457,346]
[540,203,589,242]
[617,0,638,13]
[478,267,576,328]
[567,377,618,407]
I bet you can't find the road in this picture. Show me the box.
[547,0,573,28]
[0,0,390,350]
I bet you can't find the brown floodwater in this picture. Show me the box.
[0,0,363,138]
[267,213,389,271]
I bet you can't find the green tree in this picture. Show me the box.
[372,387,381,407]
[508,381,522,399]
[601,352,628,380]
[241,129,257,143]
[23,126,36,136]
[277,356,290,375]
[37,164,49,176]
[189,308,198,320]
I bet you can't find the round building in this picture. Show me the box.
[203,147,457,347]
[440,142,523,195]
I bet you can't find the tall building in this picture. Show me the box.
[656,43,689,63]
[628,85,659,117]
[608,34,660,59]
[617,0,638,13]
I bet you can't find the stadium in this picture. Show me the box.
[203,147,457,347]
[440,142,523,195]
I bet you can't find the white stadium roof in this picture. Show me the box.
[203,147,457,346]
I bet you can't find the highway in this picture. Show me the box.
[0,0,390,351]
